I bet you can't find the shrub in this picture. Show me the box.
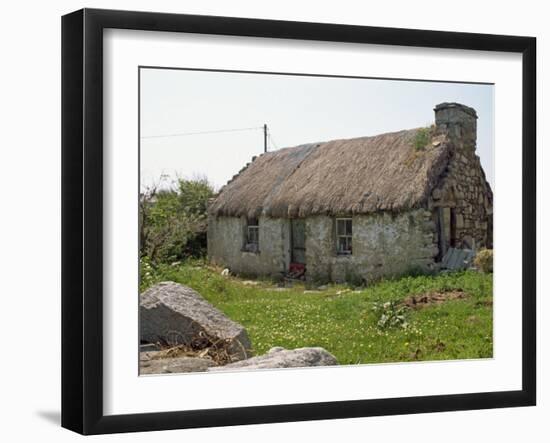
[371,301,409,330]
[474,249,493,273]
[139,177,214,264]
[139,256,155,292]
[413,127,431,151]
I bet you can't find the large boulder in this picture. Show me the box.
[140,354,214,374]
[140,282,252,361]
[208,347,338,372]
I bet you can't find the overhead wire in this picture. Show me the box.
[141,124,283,153]
[141,126,263,139]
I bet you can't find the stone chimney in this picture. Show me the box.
[434,102,478,153]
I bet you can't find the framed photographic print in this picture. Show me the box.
[61,8,536,435]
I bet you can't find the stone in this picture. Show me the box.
[140,355,215,374]
[456,214,464,229]
[140,282,252,360]
[208,347,338,371]
[140,343,161,353]
[423,220,436,231]
[462,235,473,249]
[242,280,259,286]
[432,188,442,200]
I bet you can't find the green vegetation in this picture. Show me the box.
[372,300,409,330]
[140,261,493,365]
[139,178,214,263]
[413,127,431,151]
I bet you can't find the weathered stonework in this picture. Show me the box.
[429,103,493,252]
[208,210,438,283]
[207,103,493,283]
[208,215,290,278]
[304,210,437,284]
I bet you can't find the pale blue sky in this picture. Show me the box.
[140,68,494,190]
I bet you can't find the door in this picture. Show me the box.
[291,219,306,264]
[450,208,457,248]
[437,206,457,261]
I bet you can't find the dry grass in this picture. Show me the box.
[401,289,468,308]
[474,249,493,273]
[151,331,246,366]
[208,128,452,218]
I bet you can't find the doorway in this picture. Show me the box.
[437,207,457,260]
[290,219,306,265]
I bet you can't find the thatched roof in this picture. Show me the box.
[209,128,452,218]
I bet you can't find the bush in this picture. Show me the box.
[474,249,493,273]
[371,301,409,330]
[139,177,214,264]
[413,127,431,151]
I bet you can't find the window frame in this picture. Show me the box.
[335,217,353,255]
[244,217,260,252]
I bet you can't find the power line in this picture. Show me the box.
[141,126,263,139]
[268,132,280,150]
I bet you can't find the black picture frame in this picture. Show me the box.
[61,8,536,435]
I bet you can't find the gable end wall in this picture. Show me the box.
[430,109,493,250]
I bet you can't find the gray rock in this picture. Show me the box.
[140,343,161,353]
[140,282,252,361]
[140,355,215,374]
[140,350,160,362]
[208,347,338,372]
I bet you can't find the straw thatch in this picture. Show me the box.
[209,128,451,218]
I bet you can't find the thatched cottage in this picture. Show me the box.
[207,103,493,283]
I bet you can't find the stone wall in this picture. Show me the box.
[430,103,493,251]
[207,215,290,277]
[208,210,437,283]
[305,210,438,284]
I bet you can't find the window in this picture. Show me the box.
[244,217,259,252]
[336,218,352,255]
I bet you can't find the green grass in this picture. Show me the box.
[141,260,493,365]
[414,127,431,150]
